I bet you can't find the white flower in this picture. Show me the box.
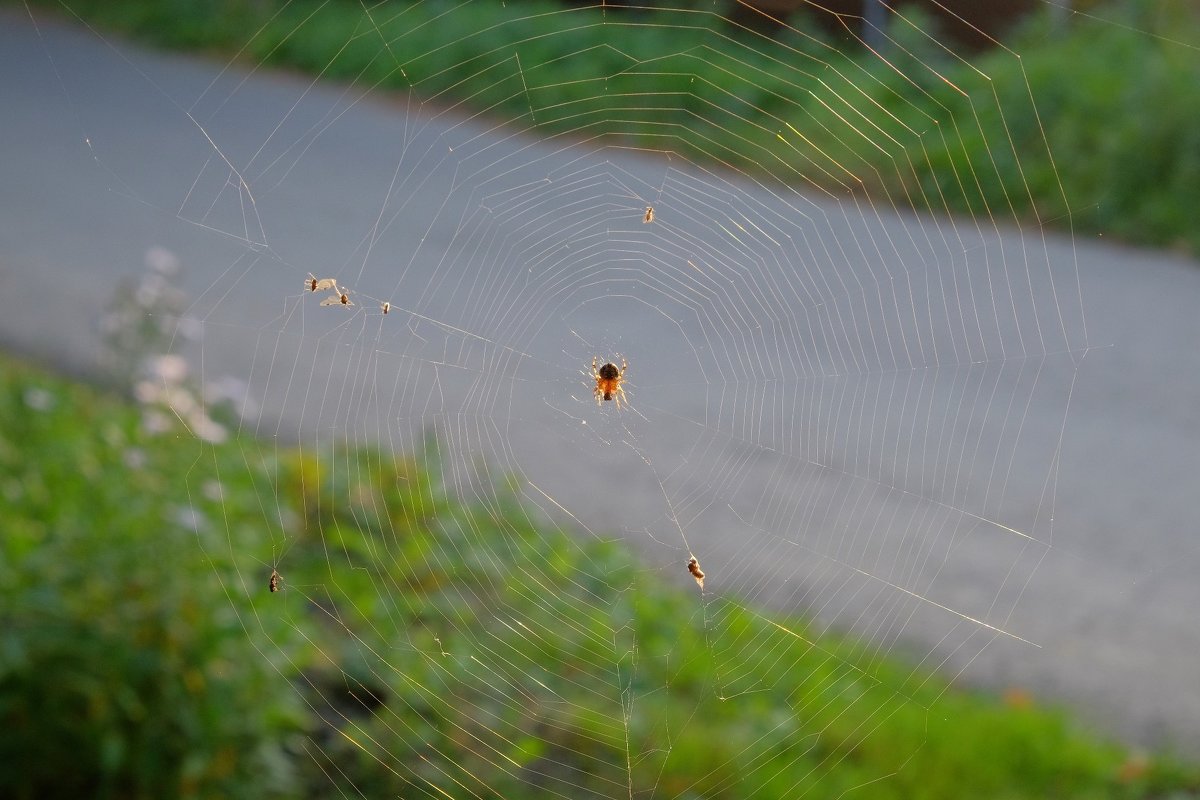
[144,354,190,385]
[133,380,161,405]
[175,316,204,342]
[23,387,55,412]
[189,412,228,444]
[135,273,165,307]
[163,385,196,417]
[145,246,180,276]
[142,409,173,435]
[173,505,204,532]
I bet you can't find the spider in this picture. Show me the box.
[269,569,281,593]
[643,206,655,224]
[592,356,628,408]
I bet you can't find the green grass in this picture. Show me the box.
[2,353,1199,798]
[17,0,1200,255]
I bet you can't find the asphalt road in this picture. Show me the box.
[4,9,1199,751]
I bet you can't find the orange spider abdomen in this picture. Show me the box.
[596,362,621,401]
[592,357,627,408]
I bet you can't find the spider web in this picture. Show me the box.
[12,0,1131,795]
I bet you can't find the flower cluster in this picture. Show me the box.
[102,247,256,443]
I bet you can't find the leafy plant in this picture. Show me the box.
[2,354,1197,797]
[0,359,306,799]
[34,0,1200,254]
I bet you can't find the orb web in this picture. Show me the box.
[29,1,1097,795]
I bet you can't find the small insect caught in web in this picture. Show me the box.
[687,556,705,590]
[643,206,655,224]
[269,569,281,593]
[591,356,628,409]
[381,301,391,315]
[320,287,354,307]
[306,273,338,293]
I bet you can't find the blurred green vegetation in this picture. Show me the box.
[18,0,1200,255]
[0,358,307,798]
[3,353,1199,797]
[882,2,1200,254]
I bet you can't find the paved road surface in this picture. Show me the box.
[3,10,1199,751]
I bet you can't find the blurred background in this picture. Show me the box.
[2,1,1199,797]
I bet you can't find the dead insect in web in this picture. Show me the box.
[591,356,628,409]
[643,206,655,224]
[320,287,354,307]
[269,569,281,593]
[306,273,337,293]
[687,556,705,590]
[381,301,391,315]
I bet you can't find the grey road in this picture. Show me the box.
[3,10,1199,752]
